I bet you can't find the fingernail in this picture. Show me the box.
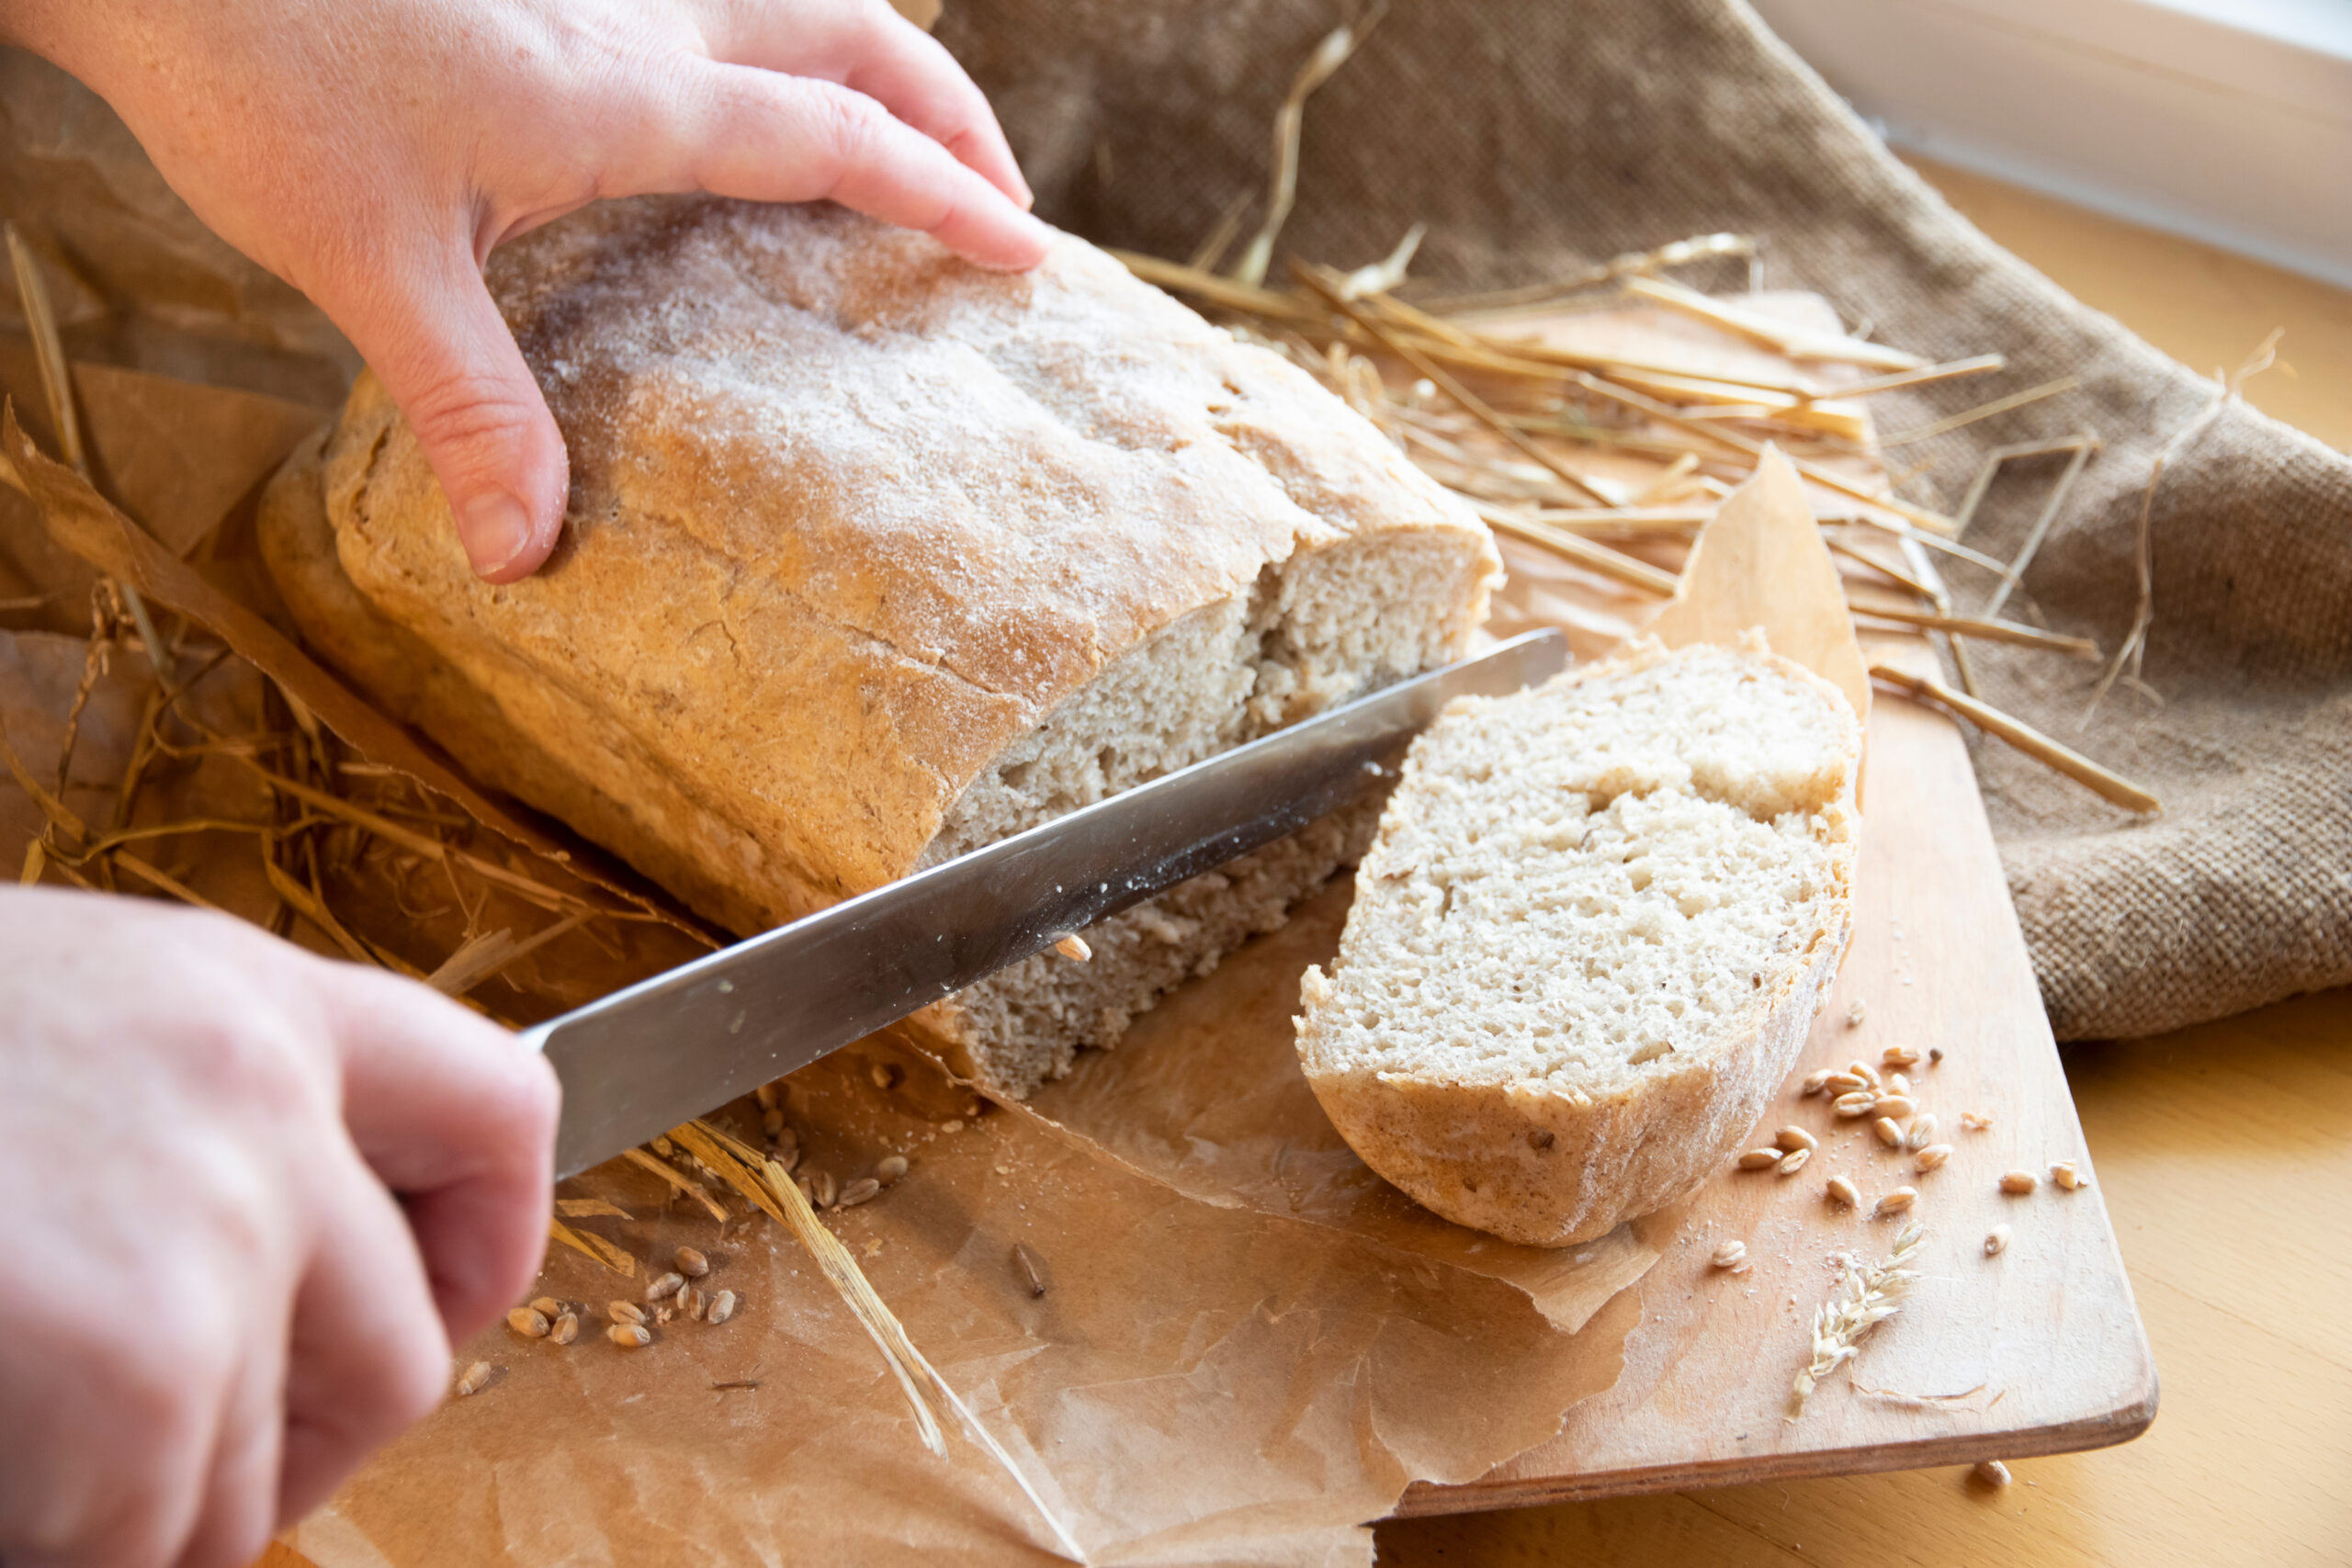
[459,493,533,578]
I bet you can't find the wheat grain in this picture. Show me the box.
[1881,1045,1921,1067]
[506,1307,550,1338]
[1984,1226,2011,1257]
[1834,1091,1878,1118]
[1738,1148,1783,1171]
[455,1360,494,1396]
[1999,1169,2040,1195]
[674,1246,709,1278]
[1905,1113,1939,1152]
[1846,999,1866,1028]
[1777,1146,1814,1177]
[1776,1125,1819,1153]
[1973,1459,2013,1486]
[608,1301,646,1325]
[1802,1067,1836,1097]
[1712,1240,1748,1269]
[549,1312,580,1345]
[1914,1144,1953,1174]
[1052,932,1091,962]
[876,1155,910,1184]
[608,1323,651,1348]
[646,1270,684,1302]
[1872,1116,1904,1148]
[707,1290,737,1325]
[1874,1187,1917,1216]
[1826,1176,1860,1207]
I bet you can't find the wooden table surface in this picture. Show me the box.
[1374,159,2352,1568]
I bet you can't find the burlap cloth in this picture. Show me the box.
[5,0,2346,1039]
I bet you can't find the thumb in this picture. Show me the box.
[323,249,569,582]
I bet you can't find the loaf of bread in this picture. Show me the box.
[1293,638,1860,1246]
[260,196,1499,1094]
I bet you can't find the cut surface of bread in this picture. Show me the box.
[259,196,1498,1094]
[1294,637,1860,1246]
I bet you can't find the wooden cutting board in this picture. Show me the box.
[1396,624,2157,1512]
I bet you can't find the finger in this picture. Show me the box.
[276,1154,451,1526]
[695,0,1033,208]
[312,964,559,1342]
[669,65,1049,270]
[311,248,570,582]
[170,1332,287,1568]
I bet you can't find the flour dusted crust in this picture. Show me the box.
[1294,640,1860,1247]
[264,196,1498,1091]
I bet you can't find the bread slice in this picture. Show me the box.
[1293,637,1860,1247]
[258,195,1499,1095]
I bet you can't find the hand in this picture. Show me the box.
[0,888,560,1568]
[2,0,1047,581]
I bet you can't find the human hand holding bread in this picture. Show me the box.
[0,0,1046,581]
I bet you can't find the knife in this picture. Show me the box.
[525,626,1568,1177]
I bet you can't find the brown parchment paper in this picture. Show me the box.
[297,1051,1640,1568]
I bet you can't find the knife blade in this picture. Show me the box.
[525,626,1567,1177]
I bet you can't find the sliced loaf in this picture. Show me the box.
[260,196,1500,1094]
[1294,637,1860,1246]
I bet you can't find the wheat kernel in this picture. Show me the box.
[1802,1067,1836,1097]
[1846,999,1866,1027]
[1882,1044,1921,1067]
[674,1247,709,1278]
[838,1177,882,1207]
[1888,1072,1913,1096]
[1973,1459,2013,1487]
[707,1290,737,1325]
[548,1312,580,1345]
[876,1154,910,1184]
[455,1360,493,1396]
[1826,1175,1860,1207]
[1906,1113,1940,1152]
[1872,1094,1917,1120]
[608,1323,651,1348]
[2051,1160,2085,1190]
[1874,1186,1918,1216]
[1961,1111,1994,1133]
[1833,1090,1878,1118]
[1914,1143,1954,1173]
[1738,1148,1783,1171]
[1777,1146,1813,1177]
[677,1286,705,1321]
[812,1169,837,1208]
[1711,1240,1747,1269]
[1999,1169,2040,1195]
[762,1106,786,1137]
[506,1307,550,1338]
[1775,1125,1819,1153]
[1053,932,1092,962]
[1872,1116,1904,1147]
[608,1301,646,1325]
[528,1296,560,1318]
[1984,1225,2011,1257]
[1821,1071,1868,1096]
[646,1270,684,1302]
[1849,1060,1882,1089]
[754,1082,779,1111]
[870,1062,898,1090]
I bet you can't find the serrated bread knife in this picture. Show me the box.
[523,627,1568,1177]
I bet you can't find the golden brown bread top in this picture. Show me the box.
[321,197,1490,916]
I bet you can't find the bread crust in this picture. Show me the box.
[1295,643,1860,1247]
[293,197,1493,934]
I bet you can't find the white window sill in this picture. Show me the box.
[1750,0,2352,288]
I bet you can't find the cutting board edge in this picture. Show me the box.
[1390,1359,2158,1516]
